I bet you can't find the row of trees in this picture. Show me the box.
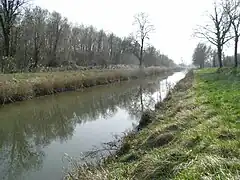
[192,42,240,68]
[194,0,240,68]
[0,0,176,73]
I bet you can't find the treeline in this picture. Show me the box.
[0,1,176,73]
[193,0,240,68]
[192,43,240,68]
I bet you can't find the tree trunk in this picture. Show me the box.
[1,35,10,72]
[1,57,4,73]
[24,43,29,72]
[234,36,238,67]
[140,38,144,68]
[4,35,10,57]
[139,86,144,113]
[33,35,40,69]
[52,41,58,65]
[217,46,223,68]
[0,16,10,58]
[33,49,39,68]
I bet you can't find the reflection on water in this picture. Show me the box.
[0,71,186,180]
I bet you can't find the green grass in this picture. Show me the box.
[66,68,240,180]
[0,67,172,105]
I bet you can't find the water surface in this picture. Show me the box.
[0,71,186,180]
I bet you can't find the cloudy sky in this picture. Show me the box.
[33,0,228,64]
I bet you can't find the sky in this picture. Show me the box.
[33,0,230,65]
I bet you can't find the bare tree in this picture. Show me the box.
[46,11,68,67]
[224,0,240,67]
[97,29,105,52]
[195,1,232,68]
[0,4,176,72]
[133,12,155,68]
[31,7,48,69]
[0,0,28,71]
[107,33,114,62]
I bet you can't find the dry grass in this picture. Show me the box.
[0,67,173,105]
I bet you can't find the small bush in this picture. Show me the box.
[146,132,175,148]
[138,110,155,129]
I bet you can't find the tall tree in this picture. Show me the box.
[30,6,48,69]
[224,0,240,67]
[133,12,155,68]
[46,11,68,66]
[195,1,232,68]
[0,0,27,71]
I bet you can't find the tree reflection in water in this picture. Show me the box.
[0,75,168,180]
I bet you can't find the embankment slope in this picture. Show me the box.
[66,68,240,180]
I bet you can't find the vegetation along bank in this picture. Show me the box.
[66,68,240,180]
[0,66,179,105]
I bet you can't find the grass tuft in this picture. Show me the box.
[146,132,175,148]
[138,110,156,129]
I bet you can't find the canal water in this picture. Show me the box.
[0,71,186,180]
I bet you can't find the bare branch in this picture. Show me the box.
[194,25,218,45]
[222,0,240,66]
[194,1,232,67]
[132,12,155,67]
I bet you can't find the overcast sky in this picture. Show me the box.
[33,0,230,65]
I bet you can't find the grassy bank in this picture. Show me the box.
[0,66,175,105]
[66,68,240,179]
